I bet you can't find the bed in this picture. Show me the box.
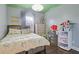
[0,33,50,54]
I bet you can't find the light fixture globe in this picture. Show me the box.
[32,4,44,11]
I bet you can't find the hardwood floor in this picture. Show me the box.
[17,45,79,54]
[42,45,79,54]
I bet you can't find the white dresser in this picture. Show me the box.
[35,24,46,36]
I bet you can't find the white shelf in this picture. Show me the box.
[58,31,71,50]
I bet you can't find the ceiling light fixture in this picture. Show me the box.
[32,4,44,11]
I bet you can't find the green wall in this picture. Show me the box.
[7,4,61,13]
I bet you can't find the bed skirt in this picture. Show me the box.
[17,45,48,54]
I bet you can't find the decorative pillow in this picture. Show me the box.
[21,28,32,34]
[8,25,21,35]
[8,28,21,35]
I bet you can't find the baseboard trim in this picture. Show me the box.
[72,46,79,52]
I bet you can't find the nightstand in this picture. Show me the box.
[47,31,58,46]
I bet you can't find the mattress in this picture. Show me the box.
[0,33,50,54]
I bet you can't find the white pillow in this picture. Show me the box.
[21,28,32,34]
[8,28,21,35]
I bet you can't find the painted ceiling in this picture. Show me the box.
[7,4,61,13]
